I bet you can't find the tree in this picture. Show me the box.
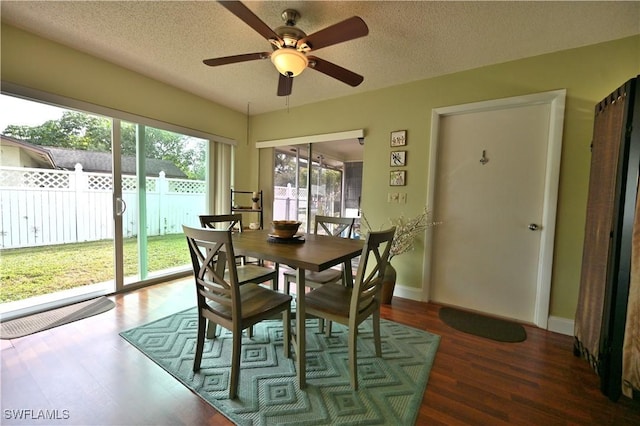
[3,111,111,150]
[2,111,206,179]
[274,152,298,186]
[274,150,342,195]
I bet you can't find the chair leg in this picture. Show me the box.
[194,315,206,372]
[283,309,291,358]
[318,318,333,336]
[272,263,280,291]
[206,320,218,339]
[229,327,242,399]
[324,320,332,337]
[373,309,382,357]
[348,326,359,390]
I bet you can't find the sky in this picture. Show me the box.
[0,94,207,148]
[0,94,65,133]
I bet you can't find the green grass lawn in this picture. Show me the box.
[0,234,190,303]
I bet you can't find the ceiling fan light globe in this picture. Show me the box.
[271,48,308,77]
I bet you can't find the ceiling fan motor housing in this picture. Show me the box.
[274,9,307,49]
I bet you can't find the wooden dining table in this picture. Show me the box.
[231,229,364,389]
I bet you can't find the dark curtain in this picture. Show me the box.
[574,87,626,370]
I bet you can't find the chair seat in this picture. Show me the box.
[305,283,353,318]
[233,264,277,285]
[206,283,292,322]
[283,268,342,285]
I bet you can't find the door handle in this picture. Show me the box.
[528,223,539,231]
[115,197,127,216]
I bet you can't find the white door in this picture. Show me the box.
[427,91,565,326]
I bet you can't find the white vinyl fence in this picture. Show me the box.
[0,165,205,249]
[273,183,341,221]
[273,184,308,221]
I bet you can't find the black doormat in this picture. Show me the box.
[439,307,527,343]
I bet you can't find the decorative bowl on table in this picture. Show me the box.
[271,220,301,239]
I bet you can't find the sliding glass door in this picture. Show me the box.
[116,121,206,287]
[273,144,354,232]
[0,93,210,315]
[0,96,118,312]
[274,147,309,229]
[311,154,344,219]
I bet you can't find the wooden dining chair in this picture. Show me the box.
[199,214,278,290]
[283,215,356,294]
[304,226,395,390]
[199,214,279,338]
[183,225,292,399]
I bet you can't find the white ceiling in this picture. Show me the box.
[2,1,639,117]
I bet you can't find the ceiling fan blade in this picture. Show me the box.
[219,1,283,44]
[297,16,368,51]
[277,73,293,96]
[203,52,270,67]
[308,56,364,87]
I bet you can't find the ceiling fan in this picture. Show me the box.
[203,1,369,96]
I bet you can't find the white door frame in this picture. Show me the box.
[423,90,566,329]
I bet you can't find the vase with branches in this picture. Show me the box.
[361,206,440,303]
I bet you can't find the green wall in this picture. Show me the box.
[1,23,256,192]
[251,35,640,320]
[3,20,639,321]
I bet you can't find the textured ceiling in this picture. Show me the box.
[2,1,639,116]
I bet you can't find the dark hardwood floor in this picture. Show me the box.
[1,278,639,425]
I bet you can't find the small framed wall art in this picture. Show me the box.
[390,150,406,167]
[390,130,407,147]
[390,170,406,186]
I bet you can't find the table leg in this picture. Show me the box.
[272,262,280,291]
[344,259,354,287]
[296,267,306,389]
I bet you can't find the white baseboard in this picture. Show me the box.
[547,316,574,336]
[392,285,423,302]
[391,287,575,337]
[391,284,575,336]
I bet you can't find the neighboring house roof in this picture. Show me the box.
[0,135,56,168]
[0,136,188,178]
[46,147,187,178]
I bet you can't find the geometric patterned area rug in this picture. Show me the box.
[120,307,440,425]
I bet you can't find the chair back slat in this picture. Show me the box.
[314,215,355,238]
[199,214,243,233]
[184,225,241,317]
[351,227,395,317]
